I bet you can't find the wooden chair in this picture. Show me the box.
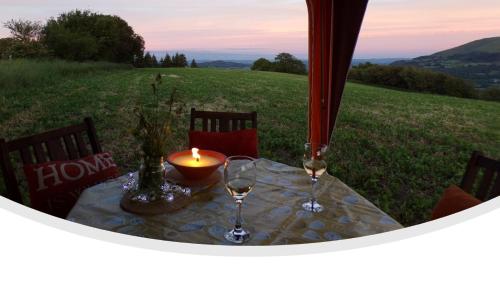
[0,117,102,204]
[190,108,257,132]
[460,151,500,201]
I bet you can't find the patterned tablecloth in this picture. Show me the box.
[67,159,403,245]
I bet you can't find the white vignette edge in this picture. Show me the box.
[0,195,499,257]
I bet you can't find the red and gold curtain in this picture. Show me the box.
[306,0,369,151]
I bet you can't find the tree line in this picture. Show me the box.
[251,53,307,75]
[134,52,198,68]
[348,63,499,101]
[0,10,144,64]
[251,55,498,101]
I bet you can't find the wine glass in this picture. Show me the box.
[224,156,256,244]
[302,143,328,213]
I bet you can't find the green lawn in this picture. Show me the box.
[1,62,499,226]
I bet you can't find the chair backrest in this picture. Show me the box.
[0,117,102,204]
[460,151,500,201]
[190,108,257,132]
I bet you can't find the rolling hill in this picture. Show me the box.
[434,37,500,56]
[352,58,407,66]
[392,37,500,88]
[197,60,251,69]
[197,58,405,70]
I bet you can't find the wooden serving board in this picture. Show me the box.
[120,193,191,216]
[120,169,222,216]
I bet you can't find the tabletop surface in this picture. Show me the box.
[67,159,403,245]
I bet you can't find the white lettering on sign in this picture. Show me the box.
[60,162,85,181]
[35,164,62,191]
[34,153,117,191]
[99,153,117,168]
[78,155,107,175]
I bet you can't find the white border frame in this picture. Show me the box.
[1,195,498,256]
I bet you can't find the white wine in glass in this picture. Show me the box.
[302,143,328,213]
[303,159,327,178]
[224,156,256,244]
[225,178,254,201]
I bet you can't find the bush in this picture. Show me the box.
[4,40,49,59]
[1,20,48,59]
[250,53,306,75]
[0,38,16,58]
[251,58,272,71]
[273,53,307,75]
[477,87,500,101]
[42,10,144,63]
[349,63,477,99]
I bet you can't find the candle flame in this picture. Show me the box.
[192,148,201,162]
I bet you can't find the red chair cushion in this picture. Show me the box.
[189,129,259,158]
[23,152,120,218]
[431,185,482,220]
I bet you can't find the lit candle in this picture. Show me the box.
[167,148,226,179]
[192,148,201,162]
[171,148,220,167]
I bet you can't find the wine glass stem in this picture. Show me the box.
[235,199,243,230]
[310,177,318,203]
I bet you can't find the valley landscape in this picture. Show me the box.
[1,5,499,228]
[393,37,500,89]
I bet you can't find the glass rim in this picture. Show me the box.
[304,143,329,152]
[225,155,256,162]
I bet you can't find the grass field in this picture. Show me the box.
[1,60,499,226]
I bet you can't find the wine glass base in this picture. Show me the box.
[302,200,324,213]
[225,228,250,244]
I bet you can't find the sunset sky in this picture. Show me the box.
[1,0,499,59]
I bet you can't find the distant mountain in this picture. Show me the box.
[197,60,251,69]
[352,58,407,66]
[392,37,500,88]
[195,58,401,70]
[434,37,500,56]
